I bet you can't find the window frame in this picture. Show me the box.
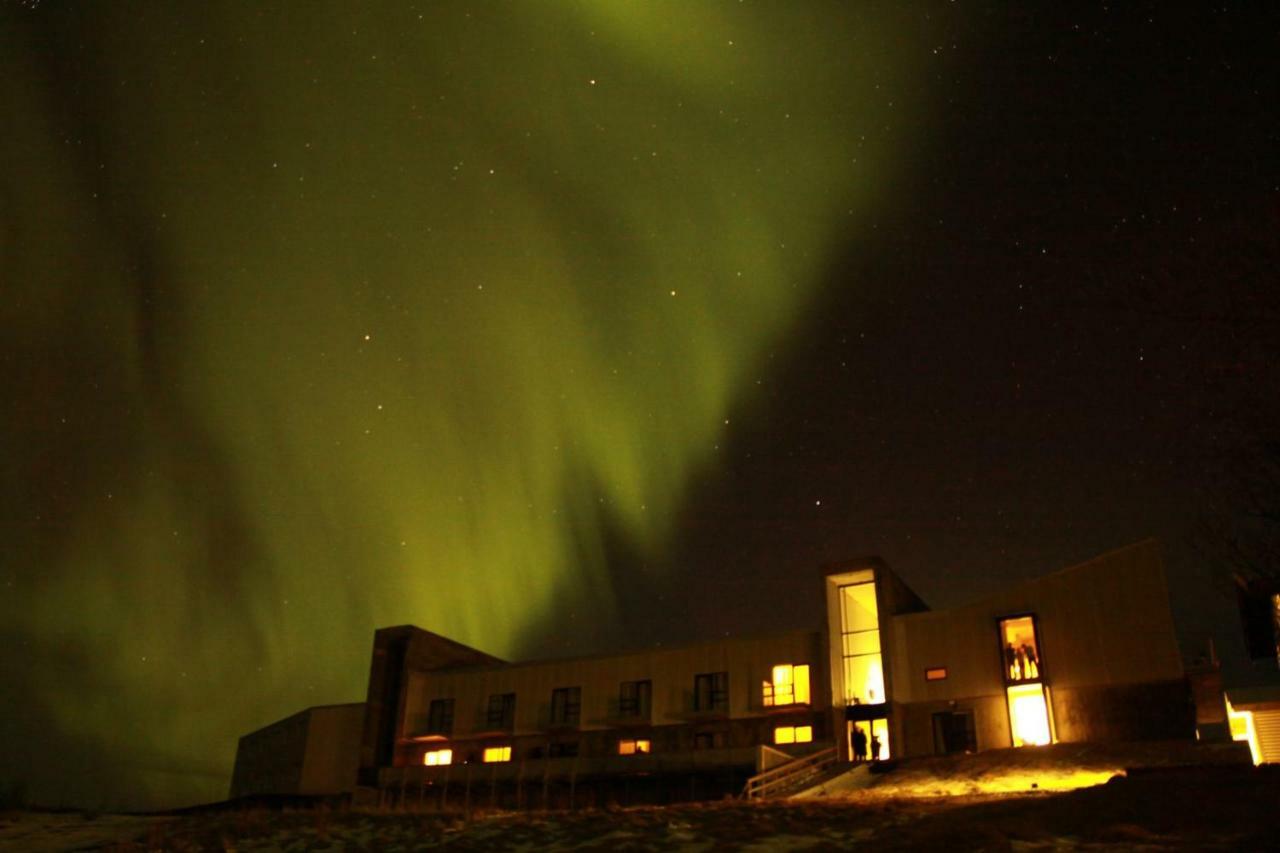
[486,692,516,730]
[996,612,1046,686]
[550,686,582,727]
[426,698,455,735]
[773,724,814,745]
[422,747,453,766]
[763,663,811,707]
[694,671,729,713]
[619,679,652,718]
[618,737,652,756]
[838,576,885,705]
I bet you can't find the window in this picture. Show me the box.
[548,741,579,758]
[619,679,652,718]
[1235,581,1280,661]
[422,748,453,766]
[693,730,724,750]
[839,575,885,705]
[550,686,581,726]
[694,672,729,712]
[486,692,516,730]
[618,738,652,755]
[763,664,811,706]
[925,667,948,682]
[426,698,455,735]
[482,745,512,763]
[773,725,813,745]
[999,615,1043,683]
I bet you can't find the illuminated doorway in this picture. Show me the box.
[1006,684,1052,746]
[848,718,890,761]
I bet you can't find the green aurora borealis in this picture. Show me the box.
[2,2,922,807]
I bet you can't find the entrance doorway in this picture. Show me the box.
[931,710,976,755]
[847,718,889,762]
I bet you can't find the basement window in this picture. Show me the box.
[773,725,813,745]
[618,738,652,755]
[422,748,452,766]
[763,664,811,706]
[548,741,579,758]
[482,745,512,763]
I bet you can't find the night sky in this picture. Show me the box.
[2,2,1276,810]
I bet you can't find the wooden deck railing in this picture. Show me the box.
[741,745,839,800]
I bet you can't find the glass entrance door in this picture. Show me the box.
[848,719,890,762]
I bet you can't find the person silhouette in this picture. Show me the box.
[1022,643,1039,679]
[852,727,868,762]
[869,733,881,762]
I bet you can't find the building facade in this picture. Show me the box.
[231,539,1203,803]
[229,703,365,799]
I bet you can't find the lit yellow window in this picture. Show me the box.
[618,738,652,755]
[423,748,453,766]
[773,725,812,745]
[482,745,512,763]
[764,664,810,706]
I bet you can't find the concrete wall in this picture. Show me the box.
[230,703,365,798]
[888,540,1191,756]
[230,708,310,798]
[299,703,366,795]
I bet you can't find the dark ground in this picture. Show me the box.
[2,763,1277,851]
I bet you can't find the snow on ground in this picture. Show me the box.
[1,744,1271,851]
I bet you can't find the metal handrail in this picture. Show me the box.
[742,745,838,799]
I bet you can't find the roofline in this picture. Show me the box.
[239,701,365,739]
[375,624,506,664]
[895,538,1164,621]
[819,555,890,577]
[412,626,824,676]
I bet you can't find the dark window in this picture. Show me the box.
[694,672,729,712]
[1237,581,1280,661]
[426,698,455,735]
[486,692,516,730]
[548,741,579,758]
[932,711,976,755]
[619,679,652,718]
[998,615,1043,683]
[693,730,724,750]
[550,686,581,726]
